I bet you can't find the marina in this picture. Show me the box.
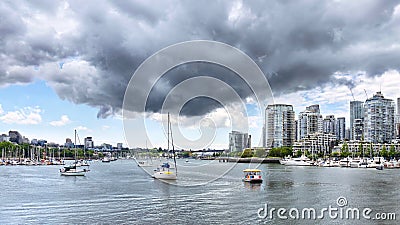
[1,159,399,224]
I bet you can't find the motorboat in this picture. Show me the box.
[242,169,263,183]
[102,157,111,163]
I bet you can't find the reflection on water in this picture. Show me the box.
[0,160,399,224]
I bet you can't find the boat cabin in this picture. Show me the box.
[242,169,263,183]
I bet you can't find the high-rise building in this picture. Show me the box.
[350,101,364,140]
[297,105,323,140]
[228,131,249,152]
[335,117,346,140]
[323,115,335,135]
[396,98,400,139]
[353,118,364,140]
[363,92,395,143]
[266,104,296,148]
[306,104,320,113]
[84,137,94,149]
[397,97,400,115]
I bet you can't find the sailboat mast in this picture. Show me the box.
[74,129,77,161]
[169,113,177,174]
[167,113,170,153]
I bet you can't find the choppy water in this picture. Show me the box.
[0,159,399,224]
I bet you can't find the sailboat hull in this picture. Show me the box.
[153,171,177,180]
[60,170,86,176]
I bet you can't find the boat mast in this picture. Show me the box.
[169,113,177,175]
[74,129,77,162]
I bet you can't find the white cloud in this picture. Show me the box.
[75,126,92,132]
[0,104,3,114]
[273,69,400,127]
[0,106,42,125]
[50,115,71,126]
[102,125,110,130]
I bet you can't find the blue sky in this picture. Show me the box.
[0,80,124,146]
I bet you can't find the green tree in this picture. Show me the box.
[389,145,396,158]
[241,148,253,158]
[254,149,266,158]
[341,142,349,157]
[295,150,302,158]
[331,152,340,158]
[358,143,363,157]
[380,146,388,159]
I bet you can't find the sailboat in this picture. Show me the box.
[152,113,177,180]
[60,130,89,176]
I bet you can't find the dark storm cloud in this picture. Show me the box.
[0,0,399,117]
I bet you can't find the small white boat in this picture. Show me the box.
[242,169,263,183]
[102,157,111,163]
[339,157,351,167]
[137,160,153,167]
[280,155,313,166]
[350,158,361,168]
[60,165,88,176]
[152,162,176,180]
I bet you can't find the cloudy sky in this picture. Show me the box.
[1,0,399,148]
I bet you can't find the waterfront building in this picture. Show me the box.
[265,104,295,148]
[297,105,323,140]
[31,139,38,145]
[397,97,400,115]
[22,136,30,144]
[0,134,9,142]
[65,138,74,148]
[323,115,335,135]
[345,128,350,140]
[353,118,364,140]
[339,140,400,156]
[363,92,395,143]
[84,137,94,149]
[350,101,364,140]
[293,132,337,156]
[117,143,123,150]
[9,131,22,144]
[101,143,113,151]
[396,115,400,139]
[335,117,346,140]
[228,131,249,152]
[37,139,47,147]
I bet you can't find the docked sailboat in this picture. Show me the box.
[152,113,177,180]
[60,130,89,176]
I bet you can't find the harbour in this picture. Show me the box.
[1,159,399,224]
